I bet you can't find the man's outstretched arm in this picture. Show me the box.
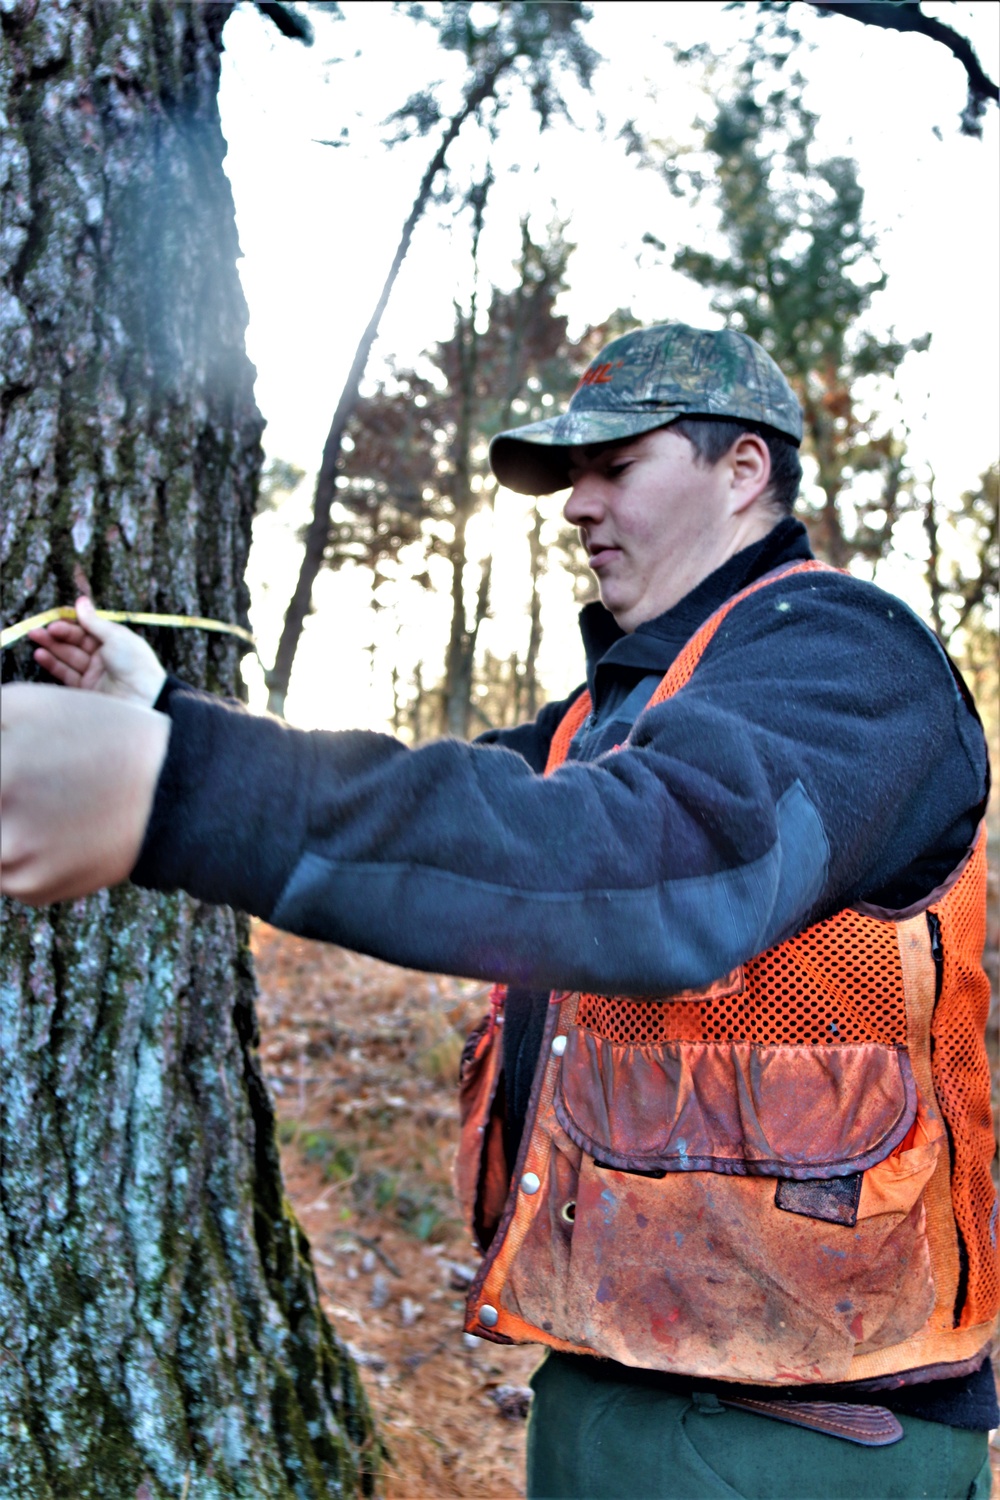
[3,578,986,997]
[128,577,987,995]
[0,684,169,905]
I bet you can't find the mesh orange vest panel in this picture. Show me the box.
[461,562,997,1381]
[554,561,996,1334]
[930,837,997,1328]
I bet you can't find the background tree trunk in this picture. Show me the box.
[0,3,378,1495]
[522,505,545,721]
[442,293,482,741]
[264,67,508,719]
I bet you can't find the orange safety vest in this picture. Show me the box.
[456,563,998,1388]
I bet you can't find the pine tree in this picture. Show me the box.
[0,4,378,1493]
[334,218,586,738]
[653,71,929,569]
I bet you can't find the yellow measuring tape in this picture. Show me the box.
[1,606,256,652]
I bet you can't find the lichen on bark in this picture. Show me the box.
[0,3,379,1494]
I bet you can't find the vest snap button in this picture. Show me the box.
[479,1304,499,1328]
[551,1034,567,1056]
[561,1200,576,1223]
[520,1172,541,1195]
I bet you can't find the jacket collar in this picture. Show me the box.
[580,518,814,701]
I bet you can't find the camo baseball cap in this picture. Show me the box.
[489,322,803,496]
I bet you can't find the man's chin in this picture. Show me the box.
[602,595,638,634]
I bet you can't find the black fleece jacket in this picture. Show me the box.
[133,517,994,1427]
[135,520,986,983]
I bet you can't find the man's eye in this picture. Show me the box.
[606,462,631,478]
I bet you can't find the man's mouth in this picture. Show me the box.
[587,543,620,570]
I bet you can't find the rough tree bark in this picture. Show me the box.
[0,3,378,1495]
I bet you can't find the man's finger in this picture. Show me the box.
[31,646,83,687]
[32,638,95,675]
[28,619,95,649]
[75,595,112,644]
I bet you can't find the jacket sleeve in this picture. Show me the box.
[131,575,987,994]
[471,692,582,773]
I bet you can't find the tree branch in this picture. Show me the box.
[266,60,512,715]
[808,3,998,135]
[254,2,316,46]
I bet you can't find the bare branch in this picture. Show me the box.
[807,2,998,135]
[254,2,317,46]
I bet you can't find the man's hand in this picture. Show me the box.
[28,596,167,706]
[0,684,170,905]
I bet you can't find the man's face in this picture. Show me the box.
[563,426,743,631]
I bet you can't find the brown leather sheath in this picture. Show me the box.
[717,1397,904,1447]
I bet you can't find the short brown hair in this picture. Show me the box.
[670,417,801,514]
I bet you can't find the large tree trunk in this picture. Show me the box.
[0,4,378,1495]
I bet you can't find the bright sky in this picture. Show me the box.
[218,1,999,730]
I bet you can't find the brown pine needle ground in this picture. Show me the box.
[251,922,538,1499]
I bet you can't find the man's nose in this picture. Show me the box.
[563,474,604,526]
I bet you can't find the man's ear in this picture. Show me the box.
[728,433,772,514]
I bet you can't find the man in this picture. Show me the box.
[2,324,995,1498]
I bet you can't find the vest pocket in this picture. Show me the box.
[456,1014,508,1250]
[855,1098,942,1222]
[554,1032,919,1177]
[506,1028,944,1382]
[772,1098,941,1228]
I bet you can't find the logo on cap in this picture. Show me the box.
[576,360,625,390]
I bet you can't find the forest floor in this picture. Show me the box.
[251,922,537,1499]
[251,916,1000,1500]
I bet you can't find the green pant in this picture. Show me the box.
[527,1353,991,1500]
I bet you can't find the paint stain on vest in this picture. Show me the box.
[650,1308,682,1350]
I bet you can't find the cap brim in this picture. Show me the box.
[489,411,679,496]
